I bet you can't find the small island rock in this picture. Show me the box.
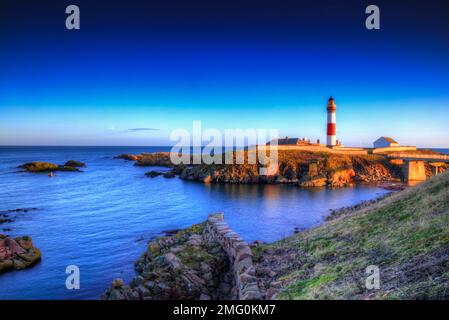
[0,235,41,273]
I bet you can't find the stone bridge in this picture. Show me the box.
[387,153,449,181]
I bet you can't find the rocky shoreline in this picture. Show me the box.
[102,188,408,300]
[114,151,418,188]
[325,192,393,221]
[0,235,41,273]
[103,219,234,300]
[103,213,264,300]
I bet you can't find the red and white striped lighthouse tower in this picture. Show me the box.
[326,97,337,147]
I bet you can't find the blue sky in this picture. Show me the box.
[0,0,448,147]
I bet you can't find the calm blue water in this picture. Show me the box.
[3,146,442,300]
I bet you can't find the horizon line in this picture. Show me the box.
[0,145,449,149]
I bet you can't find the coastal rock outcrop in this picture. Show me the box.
[135,152,175,167]
[18,161,85,172]
[145,170,178,178]
[145,170,163,178]
[0,208,39,226]
[0,235,41,273]
[103,222,233,300]
[103,214,263,300]
[114,154,144,161]
[18,162,59,172]
[327,168,356,187]
[114,152,192,168]
[179,151,406,188]
[63,160,85,167]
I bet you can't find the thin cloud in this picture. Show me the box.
[125,128,160,133]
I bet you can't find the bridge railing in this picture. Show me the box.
[387,153,449,160]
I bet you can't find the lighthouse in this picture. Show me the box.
[326,97,337,147]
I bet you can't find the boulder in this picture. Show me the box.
[298,176,327,187]
[163,171,176,178]
[328,169,356,187]
[162,252,182,270]
[63,160,86,167]
[145,171,162,178]
[0,236,41,273]
[112,278,125,288]
[58,165,81,172]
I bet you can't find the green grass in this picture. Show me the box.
[280,274,337,299]
[269,171,449,299]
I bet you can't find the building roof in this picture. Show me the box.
[268,137,312,146]
[268,138,300,145]
[379,136,398,143]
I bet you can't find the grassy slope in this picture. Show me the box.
[264,171,449,299]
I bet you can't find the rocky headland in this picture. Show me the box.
[0,235,41,273]
[178,151,416,187]
[114,150,442,188]
[18,160,85,173]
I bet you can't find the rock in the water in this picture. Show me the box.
[18,162,59,172]
[63,160,86,167]
[0,235,41,273]
[163,171,176,178]
[135,152,174,167]
[145,171,162,178]
[114,154,143,161]
[58,165,81,172]
[18,161,82,173]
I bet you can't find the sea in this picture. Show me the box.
[0,146,447,299]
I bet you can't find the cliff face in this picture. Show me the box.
[115,150,443,188]
[180,151,405,188]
